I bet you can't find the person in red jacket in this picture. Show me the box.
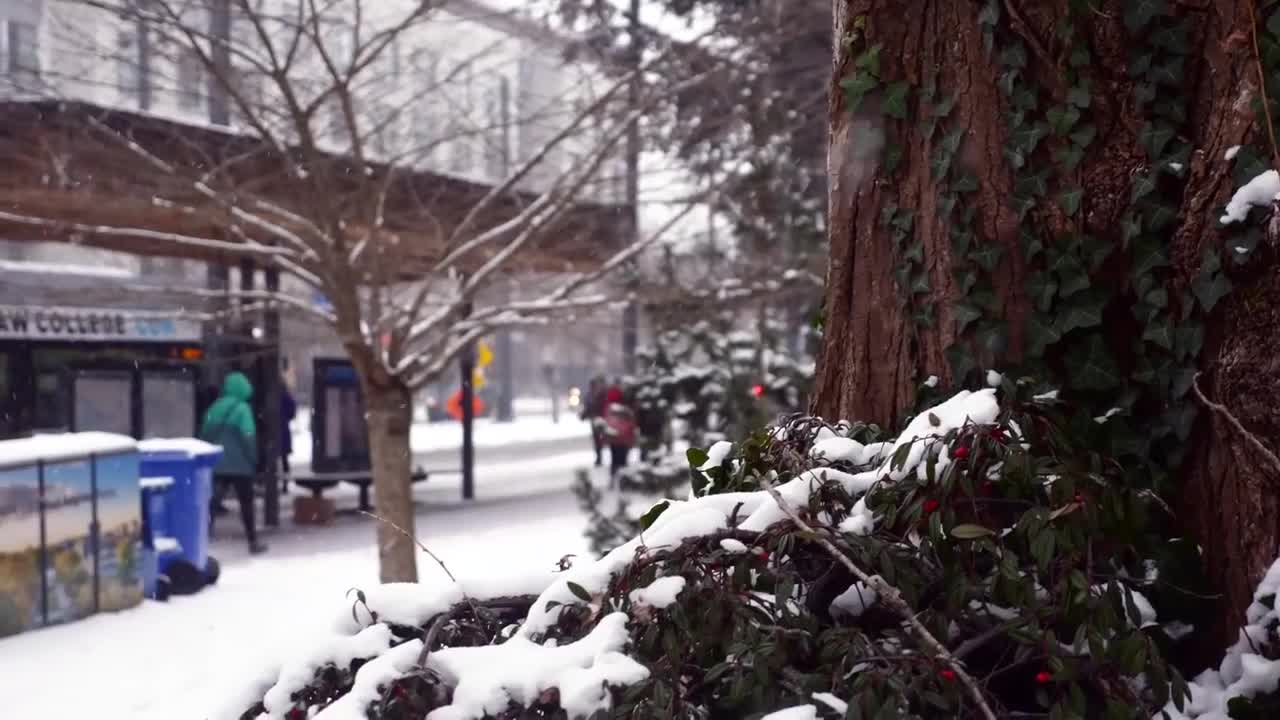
[601,383,635,486]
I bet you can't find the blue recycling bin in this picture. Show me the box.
[137,439,222,576]
[137,475,183,598]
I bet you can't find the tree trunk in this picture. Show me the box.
[816,0,1280,646]
[364,381,418,583]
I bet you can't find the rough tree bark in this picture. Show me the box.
[815,0,1280,646]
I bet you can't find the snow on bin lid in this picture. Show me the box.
[0,432,137,468]
[137,438,222,457]
[139,476,175,489]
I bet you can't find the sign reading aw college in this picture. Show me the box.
[0,305,202,343]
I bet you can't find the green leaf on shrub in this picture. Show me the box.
[951,524,996,540]
[840,72,878,112]
[855,44,883,77]
[567,581,593,602]
[639,500,670,530]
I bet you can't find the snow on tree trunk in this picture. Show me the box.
[364,379,417,584]
[816,0,1280,648]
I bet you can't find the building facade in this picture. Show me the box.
[0,0,630,440]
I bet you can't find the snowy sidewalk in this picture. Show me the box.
[290,411,592,466]
[0,467,604,720]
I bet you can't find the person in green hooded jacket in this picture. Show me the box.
[199,371,268,554]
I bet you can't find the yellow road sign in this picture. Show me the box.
[476,340,493,369]
[472,367,487,390]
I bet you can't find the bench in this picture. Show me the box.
[293,468,431,514]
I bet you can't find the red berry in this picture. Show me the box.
[1036,671,1053,684]
[940,669,956,681]
[923,499,941,514]
[954,446,970,459]
[1073,492,1084,504]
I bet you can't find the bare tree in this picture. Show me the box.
[0,0,727,581]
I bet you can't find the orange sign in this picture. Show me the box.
[445,390,486,421]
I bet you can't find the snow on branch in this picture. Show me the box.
[229,388,1007,719]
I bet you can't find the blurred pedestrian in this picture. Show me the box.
[280,374,297,493]
[199,371,268,555]
[581,376,607,466]
[602,384,635,487]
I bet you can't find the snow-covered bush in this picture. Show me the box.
[575,317,815,555]
[229,382,1242,720]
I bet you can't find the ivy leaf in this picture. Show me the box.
[1123,0,1169,32]
[1193,272,1232,313]
[977,0,1001,26]
[840,72,879,112]
[1057,261,1091,298]
[941,127,965,155]
[1134,82,1157,107]
[1175,323,1205,360]
[1143,202,1179,232]
[946,343,978,382]
[1056,147,1085,176]
[904,239,925,263]
[1130,172,1157,203]
[933,94,957,118]
[951,524,997,540]
[892,208,916,232]
[1056,290,1108,333]
[1067,82,1092,108]
[952,172,979,194]
[1000,42,1028,69]
[1027,273,1058,311]
[884,143,904,174]
[954,303,984,333]
[1059,188,1084,216]
[882,81,911,119]
[1151,24,1189,53]
[1070,124,1098,149]
[954,268,978,293]
[1142,317,1175,350]
[974,323,1008,355]
[1121,213,1142,246]
[1047,105,1082,136]
[1010,122,1050,154]
[855,44,883,78]
[1201,247,1223,275]
[1027,314,1062,356]
[1150,57,1185,87]
[970,244,1005,272]
[639,500,670,530]
[1140,123,1176,159]
[567,581,593,603]
[1129,51,1154,79]
[910,271,931,295]
[1067,336,1122,390]
[1014,170,1050,198]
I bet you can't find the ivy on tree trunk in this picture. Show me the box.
[815,0,1280,649]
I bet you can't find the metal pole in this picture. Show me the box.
[262,266,281,527]
[460,336,476,501]
[496,76,515,422]
[621,0,641,375]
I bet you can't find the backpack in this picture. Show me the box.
[604,405,637,447]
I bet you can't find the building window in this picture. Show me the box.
[116,29,142,102]
[6,21,39,87]
[176,49,205,112]
[483,77,509,180]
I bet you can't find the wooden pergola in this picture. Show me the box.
[0,100,633,278]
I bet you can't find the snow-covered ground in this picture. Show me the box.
[0,460,602,719]
[290,410,591,466]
